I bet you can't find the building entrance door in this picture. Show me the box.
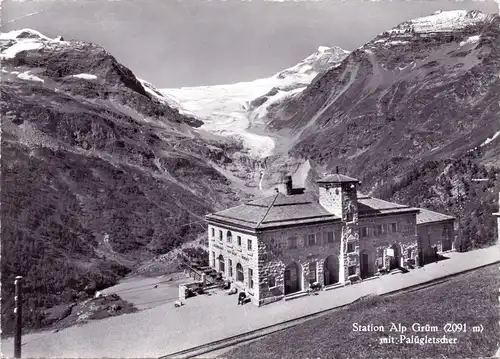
[389,244,401,270]
[323,255,339,286]
[442,237,452,252]
[284,262,301,295]
[360,252,370,279]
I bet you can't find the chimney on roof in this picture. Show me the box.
[277,175,293,195]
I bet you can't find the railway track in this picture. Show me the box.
[159,261,499,359]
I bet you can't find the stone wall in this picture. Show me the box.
[208,224,260,304]
[257,222,343,306]
[359,213,418,273]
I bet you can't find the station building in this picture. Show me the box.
[205,173,455,306]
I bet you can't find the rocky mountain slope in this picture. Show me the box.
[0,29,257,333]
[160,46,349,158]
[260,10,500,246]
[265,10,500,179]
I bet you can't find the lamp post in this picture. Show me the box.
[14,275,23,358]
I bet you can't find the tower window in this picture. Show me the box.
[346,212,353,222]
[347,242,355,253]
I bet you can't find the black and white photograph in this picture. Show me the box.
[1,0,500,358]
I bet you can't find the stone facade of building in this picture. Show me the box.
[206,173,455,307]
[208,224,260,304]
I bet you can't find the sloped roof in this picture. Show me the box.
[357,194,418,216]
[317,174,359,183]
[206,192,339,230]
[206,190,427,230]
[417,208,456,224]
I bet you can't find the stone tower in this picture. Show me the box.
[317,172,360,283]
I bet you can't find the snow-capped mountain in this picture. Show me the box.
[262,9,500,186]
[160,46,349,158]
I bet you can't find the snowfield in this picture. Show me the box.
[71,73,98,80]
[160,46,349,158]
[17,71,44,83]
[389,10,488,34]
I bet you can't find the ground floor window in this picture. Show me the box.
[348,266,356,276]
[218,255,225,273]
[211,251,215,267]
[308,262,317,283]
[248,268,254,289]
[228,259,233,277]
[236,263,244,282]
[268,276,276,288]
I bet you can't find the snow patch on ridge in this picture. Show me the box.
[481,131,500,147]
[460,35,480,47]
[0,28,69,60]
[390,10,488,34]
[17,71,44,83]
[71,73,98,80]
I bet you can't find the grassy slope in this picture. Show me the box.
[227,264,500,359]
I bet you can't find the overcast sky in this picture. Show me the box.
[1,0,499,87]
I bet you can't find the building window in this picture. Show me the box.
[309,262,317,283]
[346,212,353,222]
[361,227,368,238]
[211,251,215,267]
[218,254,225,273]
[382,223,388,234]
[247,239,253,251]
[211,228,215,237]
[269,276,276,288]
[347,242,354,253]
[348,266,356,276]
[227,231,232,243]
[236,263,244,282]
[237,236,242,246]
[390,223,398,233]
[218,230,223,241]
[287,237,297,249]
[248,268,254,289]
[308,234,315,246]
[374,225,383,236]
[228,259,233,277]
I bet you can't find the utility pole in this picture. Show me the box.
[14,275,23,358]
